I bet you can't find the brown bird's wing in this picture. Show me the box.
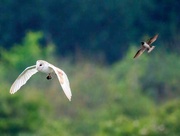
[147,34,158,45]
[133,47,146,58]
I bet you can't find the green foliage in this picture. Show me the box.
[156,99,180,135]
[96,48,180,136]
[0,31,54,71]
[0,85,49,135]
[0,31,55,84]
[140,50,180,101]
[37,119,71,136]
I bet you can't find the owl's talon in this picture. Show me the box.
[47,75,52,80]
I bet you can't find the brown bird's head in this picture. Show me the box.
[141,42,145,45]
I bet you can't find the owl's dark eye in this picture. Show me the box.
[39,64,42,66]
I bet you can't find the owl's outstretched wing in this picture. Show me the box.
[10,65,37,94]
[48,63,72,101]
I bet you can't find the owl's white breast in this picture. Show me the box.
[40,65,53,74]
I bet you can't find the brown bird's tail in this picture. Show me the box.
[147,46,155,53]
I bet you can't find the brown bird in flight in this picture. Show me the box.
[133,34,158,58]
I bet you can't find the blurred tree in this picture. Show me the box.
[155,99,180,135]
[0,86,49,135]
[0,0,44,47]
[0,31,55,83]
[97,99,180,136]
[140,51,180,102]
